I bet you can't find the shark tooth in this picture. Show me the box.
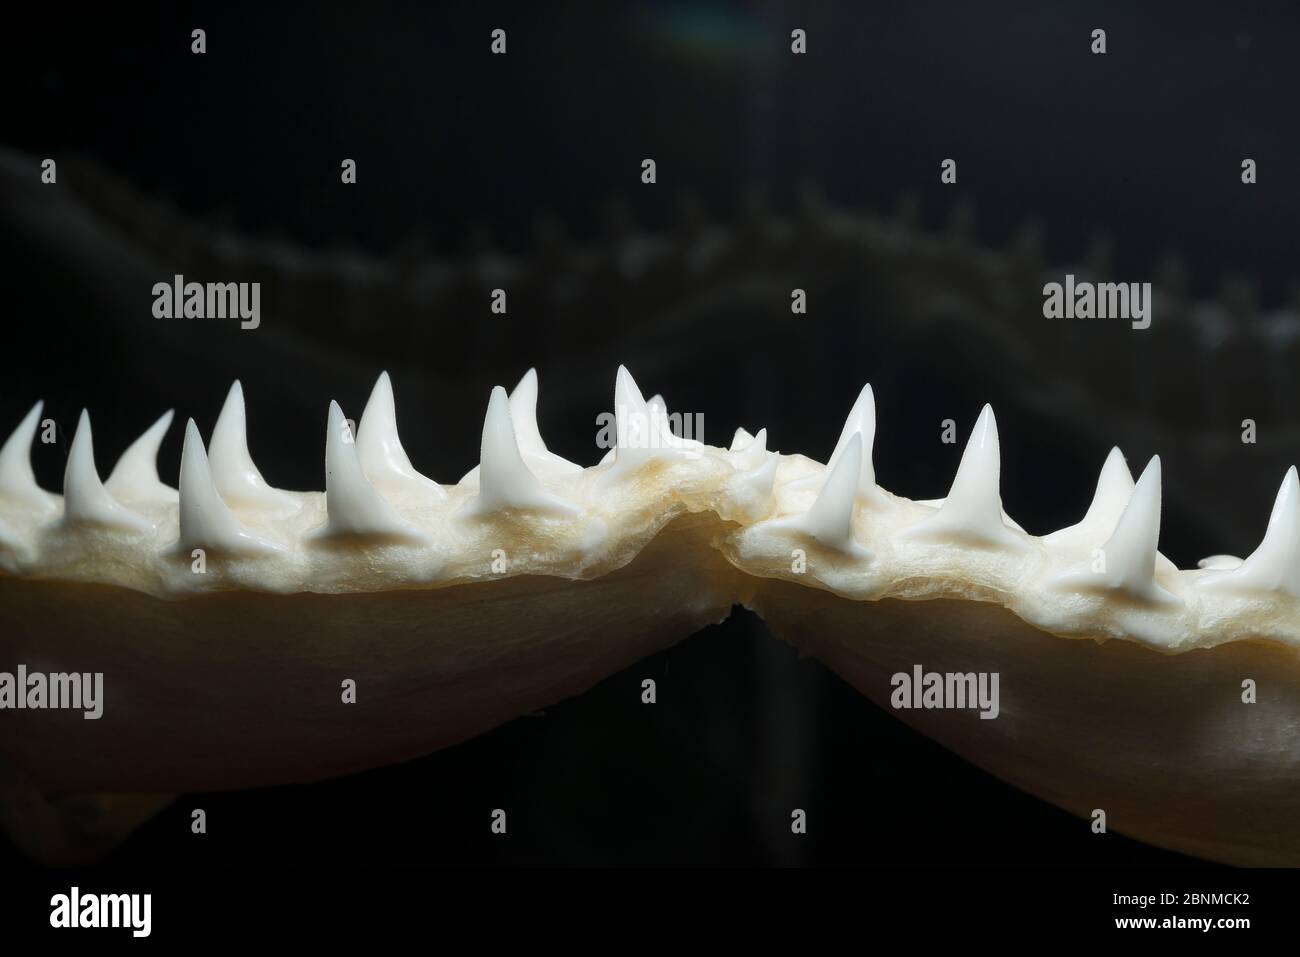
[314,401,432,543]
[766,432,868,557]
[731,427,769,471]
[899,405,1027,551]
[730,427,755,451]
[176,419,283,556]
[0,401,59,517]
[355,372,446,500]
[105,410,179,505]
[824,383,889,506]
[1201,467,1300,597]
[463,387,578,517]
[209,381,299,512]
[1043,446,1134,548]
[506,368,582,475]
[459,370,582,484]
[61,411,152,532]
[604,366,699,480]
[1049,456,1181,606]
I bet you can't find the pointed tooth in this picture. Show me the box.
[105,410,178,505]
[825,383,888,506]
[1049,456,1181,606]
[355,372,446,500]
[1201,467,1300,597]
[465,387,578,517]
[900,405,1026,551]
[768,433,868,556]
[209,381,299,512]
[177,420,283,555]
[605,365,654,477]
[605,365,699,478]
[61,411,152,531]
[730,427,755,452]
[509,369,547,455]
[1043,447,1134,546]
[732,427,769,471]
[315,401,431,542]
[0,401,59,516]
[506,368,581,474]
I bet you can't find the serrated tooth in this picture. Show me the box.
[0,401,59,517]
[314,401,431,543]
[768,432,868,557]
[1042,447,1133,548]
[1201,467,1300,596]
[105,410,178,505]
[355,372,446,500]
[176,419,283,556]
[1049,456,1181,606]
[464,387,578,517]
[900,405,1026,551]
[506,368,581,474]
[209,381,299,512]
[731,427,769,471]
[61,411,152,532]
[825,383,888,506]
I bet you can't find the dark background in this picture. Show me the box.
[2,0,1298,865]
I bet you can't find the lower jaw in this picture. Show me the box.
[3,513,1298,866]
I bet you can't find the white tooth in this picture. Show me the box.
[734,441,779,515]
[647,394,668,418]
[465,387,578,517]
[209,381,299,512]
[767,432,868,557]
[1042,447,1133,547]
[0,401,59,517]
[459,370,582,484]
[730,427,755,452]
[1201,467,1300,597]
[106,410,179,505]
[732,427,769,471]
[315,401,431,543]
[825,383,888,505]
[605,366,699,479]
[1049,456,1181,606]
[506,368,581,474]
[1198,554,1244,571]
[176,419,283,556]
[900,405,1026,551]
[355,372,446,500]
[61,411,152,532]
[605,365,654,477]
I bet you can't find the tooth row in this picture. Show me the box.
[3,367,1300,621]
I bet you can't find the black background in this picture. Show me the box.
[2,0,1298,867]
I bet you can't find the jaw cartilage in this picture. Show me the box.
[2,365,1299,867]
